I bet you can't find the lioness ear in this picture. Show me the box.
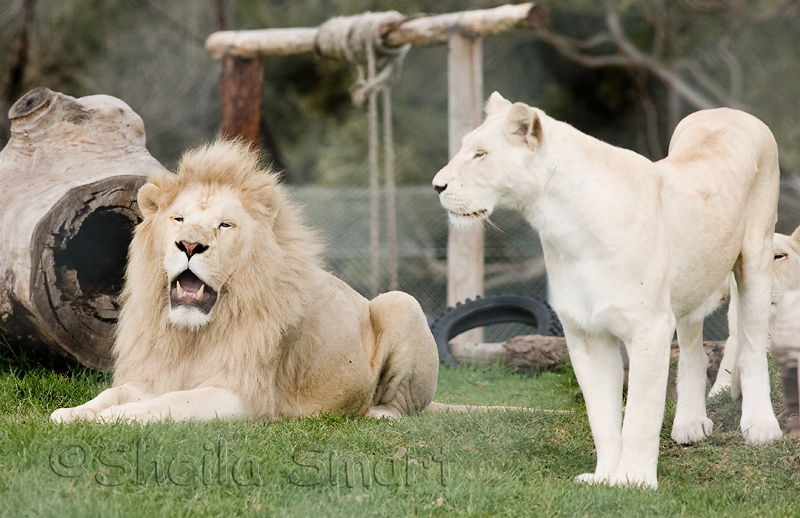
[504,102,543,150]
[137,183,162,218]
[791,225,800,242]
[259,185,282,226]
[485,91,512,117]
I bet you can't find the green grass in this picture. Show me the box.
[1,352,800,517]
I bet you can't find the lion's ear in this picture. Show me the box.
[137,183,162,218]
[504,102,543,150]
[485,91,512,117]
[791,225,800,242]
[259,185,282,225]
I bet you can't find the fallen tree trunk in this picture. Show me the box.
[0,87,168,370]
[451,335,727,380]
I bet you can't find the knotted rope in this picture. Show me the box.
[315,12,410,296]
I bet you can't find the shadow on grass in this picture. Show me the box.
[0,333,106,382]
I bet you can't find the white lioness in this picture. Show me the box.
[433,92,782,488]
[51,140,440,423]
[710,225,800,396]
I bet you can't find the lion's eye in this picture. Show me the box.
[775,253,788,261]
[473,150,487,159]
[219,222,233,229]
[171,216,183,223]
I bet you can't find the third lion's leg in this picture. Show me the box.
[366,291,439,418]
[672,317,714,444]
[710,286,739,398]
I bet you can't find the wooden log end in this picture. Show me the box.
[526,4,550,29]
[8,86,54,119]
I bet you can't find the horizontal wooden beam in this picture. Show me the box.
[205,3,548,60]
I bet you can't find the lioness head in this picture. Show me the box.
[773,226,800,303]
[432,92,544,227]
[134,140,284,330]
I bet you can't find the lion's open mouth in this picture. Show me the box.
[449,209,489,219]
[170,270,218,314]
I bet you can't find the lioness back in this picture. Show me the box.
[656,108,780,318]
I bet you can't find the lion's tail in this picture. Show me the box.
[425,401,567,413]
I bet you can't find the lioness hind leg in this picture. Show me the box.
[367,291,439,417]
[672,318,713,444]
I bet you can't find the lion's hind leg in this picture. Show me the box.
[366,291,439,418]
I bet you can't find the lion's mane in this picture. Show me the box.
[112,140,322,418]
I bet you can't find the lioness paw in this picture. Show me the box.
[610,466,658,489]
[742,416,782,445]
[574,472,609,486]
[50,406,96,423]
[671,417,713,445]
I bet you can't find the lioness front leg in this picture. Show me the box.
[51,383,154,423]
[565,327,624,486]
[96,386,253,424]
[366,291,438,418]
[610,315,673,489]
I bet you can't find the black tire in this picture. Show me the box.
[429,294,563,367]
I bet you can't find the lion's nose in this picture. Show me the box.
[176,241,208,259]
[433,183,447,194]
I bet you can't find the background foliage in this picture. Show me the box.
[2,0,799,180]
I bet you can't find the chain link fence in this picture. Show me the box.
[291,179,800,342]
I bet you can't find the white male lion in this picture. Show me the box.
[432,92,782,488]
[710,225,800,396]
[51,140,440,423]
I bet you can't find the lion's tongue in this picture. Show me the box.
[177,270,204,293]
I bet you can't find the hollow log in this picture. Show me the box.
[0,87,168,370]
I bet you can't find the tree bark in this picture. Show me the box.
[5,0,35,108]
[0,87,168,369]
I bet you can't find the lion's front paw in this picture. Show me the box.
[50,406,97,423]
[671,416,713,445]
[96,404,160,424]
[742,415,782,445]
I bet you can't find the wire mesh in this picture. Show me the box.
[290,179,800,342]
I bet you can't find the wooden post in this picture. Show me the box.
[218,54,263,144]
[204,4,549,329]
[447,33,484,343]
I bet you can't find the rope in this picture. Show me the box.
[315,12,409,296]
